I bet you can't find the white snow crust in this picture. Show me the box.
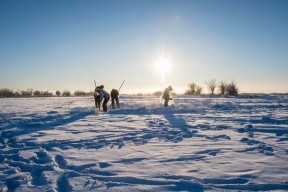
[0,95,288,191]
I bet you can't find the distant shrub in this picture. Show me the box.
[74,90,93,96]
[62,91,71,97]
[32,90,52,97]
[21,88,33,96]
[0,88,14,97]
[206,79,217,95]
[196,87,203,95]
[226,81,239,96]
[74,90,85,97]
[218,81,227,95]
[56,90,61,97]
[153,91,163,97]
[185,83,196,95]
[42,91,53,97]
[33,90,41,96]
[0,88,91,97]
[185,83,202,95]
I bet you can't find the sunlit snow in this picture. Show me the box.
[0,95,288,191]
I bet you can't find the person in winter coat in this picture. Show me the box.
[162,85,173,107]
[94,85,110,112]
[94,89,101,110]
[110,89,120,109]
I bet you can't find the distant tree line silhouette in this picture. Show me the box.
[0,80,240,98]
[133,92,163,97]
[0,88,93,98]
[185,79,239,96]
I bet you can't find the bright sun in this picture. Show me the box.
[154,56,172,83]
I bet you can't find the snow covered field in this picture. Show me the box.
[0,95,288,191]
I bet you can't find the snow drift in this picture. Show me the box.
[0,95,288,191]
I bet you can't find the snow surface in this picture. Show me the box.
[0,95,288,191]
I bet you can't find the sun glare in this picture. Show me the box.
[154,56,172,83]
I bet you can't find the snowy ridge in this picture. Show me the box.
[0,96,288,191]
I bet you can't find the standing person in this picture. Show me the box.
[110,89,120,109]
[95,85,110,112]
[162,85,173,107]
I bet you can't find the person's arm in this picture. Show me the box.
[97,91,103,101]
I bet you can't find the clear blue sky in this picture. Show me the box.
[1,0,287,94]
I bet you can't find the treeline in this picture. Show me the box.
[185,79,239,96]
[114,79,240,97]
[147,79,239,97]
[0,88,94,98]
[131,91,165,97]
[133,79,240,97]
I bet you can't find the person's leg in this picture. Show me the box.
[103,98,109,112]
[96,96,101,110]
[94,96,99,109]
[164,98,169,107]
[94,97,97,109]
[111,97,115,109]
[116,97,120,109]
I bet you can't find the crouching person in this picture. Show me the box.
[95,85,110,112]
[94,91,101,110]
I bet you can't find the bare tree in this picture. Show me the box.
[21,88,33,96]
[185,83,202,95]
[62,90,71,97]
[196,86,203,95]
[74,90,85,97]
[218,81,227,95]
[185,83,197,95]
[0,88,14,97]
[42,91,53,97]
[74,90,94,97]
[206,79,217,95]
[33,90,41,96]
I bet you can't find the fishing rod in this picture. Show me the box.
[118,80,125,92]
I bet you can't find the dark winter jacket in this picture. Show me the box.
[95,88,110,101]
[110,89,119,98]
